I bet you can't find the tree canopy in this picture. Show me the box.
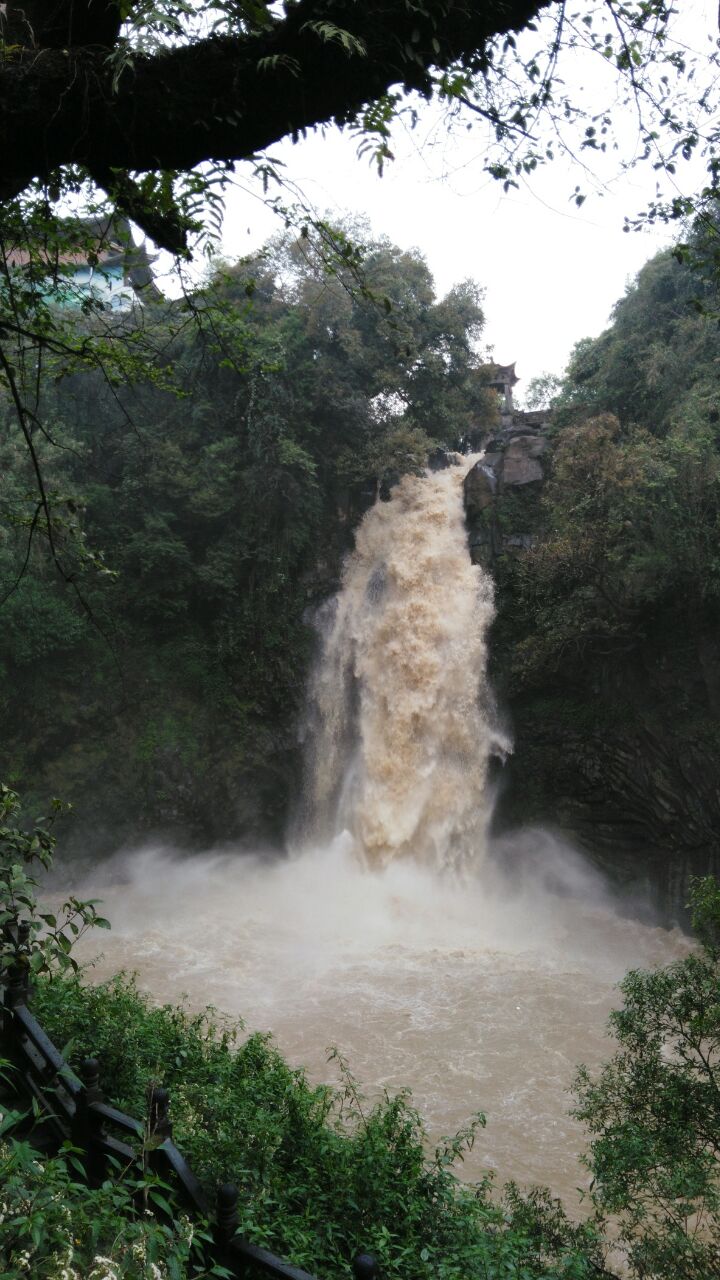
[0,0,548,251]
[0,225,496,847]
[493,228,720,694]
[1,1,717,253]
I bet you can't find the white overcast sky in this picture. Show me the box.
[180,0,720,399]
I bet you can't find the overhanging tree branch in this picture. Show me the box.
[0,0,554,244]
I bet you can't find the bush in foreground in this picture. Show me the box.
[31,971,603,1279]
[0,1126,221,1280]
[573,878,720,1280]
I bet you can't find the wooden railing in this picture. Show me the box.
[0,924,378,1280]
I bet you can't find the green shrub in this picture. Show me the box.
[573,878,720,1280]
[0,1126,220,1279]
[0,783,109,981]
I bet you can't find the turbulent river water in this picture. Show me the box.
[71,457,686,1208]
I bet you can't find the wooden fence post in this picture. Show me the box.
[146,1082,173,1191]
[352,1253,379,1279]
[214,1183,246,1276]
[7,920,31,1010]
[72,1056,108,1187]
[215,1182,239,1245]
[148,1084,172,1143]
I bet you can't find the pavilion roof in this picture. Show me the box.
[487,361,518,386]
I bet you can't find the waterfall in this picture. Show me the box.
[301,455,509,869]
[68,452,681,1205]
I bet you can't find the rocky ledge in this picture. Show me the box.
[463,412,552,567]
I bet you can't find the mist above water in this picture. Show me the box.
[77,830,671,993]
[70,458,686,1204]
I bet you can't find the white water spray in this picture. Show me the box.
[303,457,509,868]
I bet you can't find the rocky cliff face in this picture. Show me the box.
[464,414,720,916]
[500,640,720,916]
[464,413,551,567]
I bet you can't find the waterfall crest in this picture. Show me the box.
[302,456,509,869]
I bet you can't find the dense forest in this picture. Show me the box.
[5,215,720,901]
[478,226,720,904]
[0,227,496,855]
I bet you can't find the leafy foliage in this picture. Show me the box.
[499,412,720,686]
[486,229,720,848]
[555,237,720,434]
[0,1132,221,1280]
[573,878,720,1280]
[2,1,716,253]
[0,784,109,980]
[494,235,720,693]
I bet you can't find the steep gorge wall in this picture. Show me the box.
[464,418,720,910]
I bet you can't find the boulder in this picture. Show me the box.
[427,447,463,470]
[427,447,451,470]
[482,451,503,472]
[500,435,547,486]
[505,426,543,440]
[463,460,497,515]
[483,434,503,452]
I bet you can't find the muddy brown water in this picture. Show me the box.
[71,837,687,1209]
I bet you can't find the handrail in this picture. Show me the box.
[14,1001,82,1094]
[92,1100,144,1138]
[1,958,379,1280]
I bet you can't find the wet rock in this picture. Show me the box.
[482,451,503,472]
[428,447,451,470]
[427,447,464,470]
[463,460,497,514]
[379,469,400,501]
[500,435,547,486]
[464,461,501,566]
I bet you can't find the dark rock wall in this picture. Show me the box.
[464,414,720,915]
[464,414,550,569]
